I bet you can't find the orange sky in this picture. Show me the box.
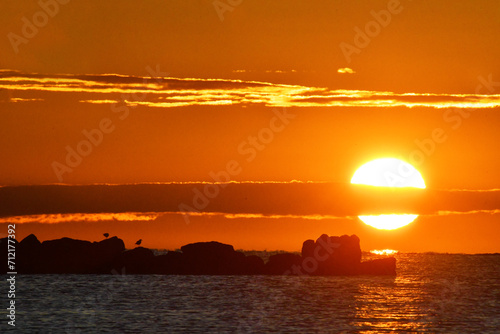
[1,0,499,252]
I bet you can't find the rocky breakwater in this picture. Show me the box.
[0,234,395,275]
[297,234,396,275]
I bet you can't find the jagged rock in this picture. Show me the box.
[18,234,42,273]
[112,247,155,274]
[318,234,362,275]
[181,241,235,259]
[93,237,126,272]
[39,237,96,273]
[154,251,184,274]
[301,239,315,258]
[297,234,395,276]
[265,253,302,275]
[297,234,362,275]
[242,255,265,275]
[20,236,125,274]
[20,234,41,249]
[180,241,247,274]
[149,244,265,275]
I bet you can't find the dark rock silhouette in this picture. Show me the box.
[2,234,396,276]
[265,253,302,274]
[39,237,97,274]
[301,239,316,258]
[154,251,185,274]
[301,234,364,275]
[94,237,127,272]
[18,234,42,273]
[111,247,155,274]
[296,234,396,275]
[180,241,250,274]
[243,255,265,275]
[1,234,125,274]
[20,233,41,249]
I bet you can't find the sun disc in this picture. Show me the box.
[351,158,424,230]
[358,214,418,230]
[351,158,425,188]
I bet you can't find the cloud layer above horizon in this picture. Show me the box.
[0,183,499,224]
[2,70,500,109]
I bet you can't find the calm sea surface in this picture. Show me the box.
[1,253,499,333]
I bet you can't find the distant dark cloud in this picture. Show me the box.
[0,183,498,223]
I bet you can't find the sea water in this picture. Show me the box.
[1,253,499,333]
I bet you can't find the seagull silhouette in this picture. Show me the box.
[135,239,142,246]
[103,233,109,239]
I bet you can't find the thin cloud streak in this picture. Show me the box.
[1,71,500,109]
[46,180,319,187]
[2,209,499,225]
[435,209,500,216]
[0,211,354,224]
[220,213,354,220]
[0,212,161,224]
[440,188,500,193]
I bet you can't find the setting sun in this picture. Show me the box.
[358,214,419,230]
[351,158,426,189]
[352,158,424,230]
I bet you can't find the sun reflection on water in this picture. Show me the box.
[370,249,399,256]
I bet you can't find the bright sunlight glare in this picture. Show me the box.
[351,158,426,189]
[370,249,399,255]
[358,214,418,230]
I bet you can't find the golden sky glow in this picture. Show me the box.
[1,1,499,252]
